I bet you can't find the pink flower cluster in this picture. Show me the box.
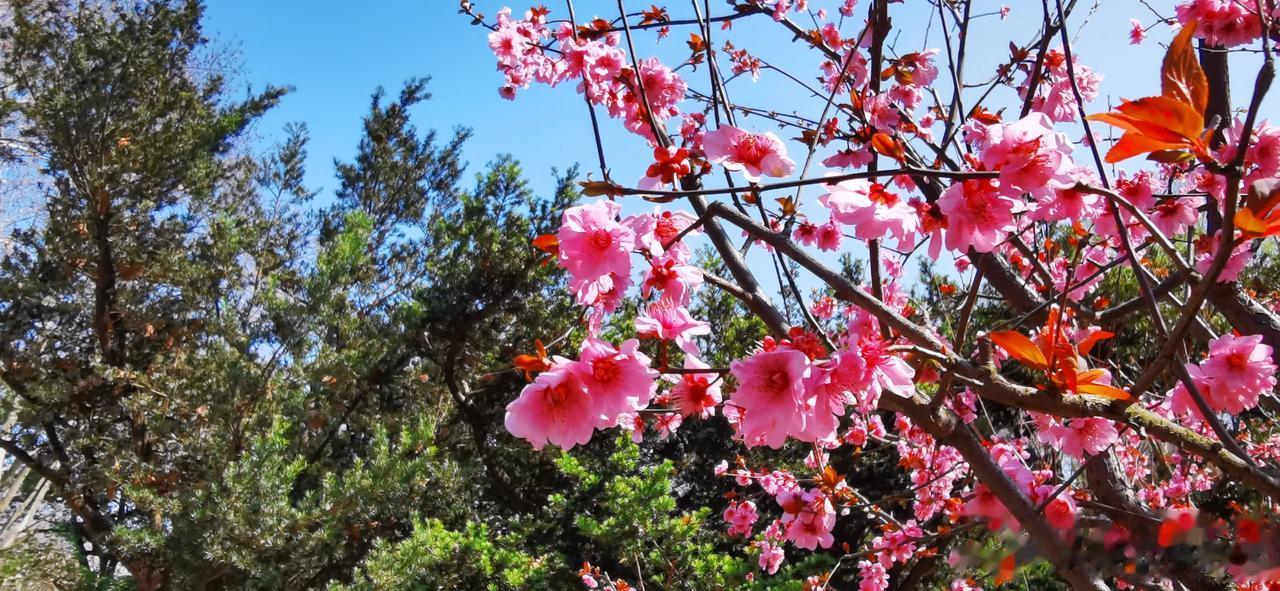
[703,125,797,182]
[1170,333,1277,419]
[723,499,759,537]
[507,195,715,449]
[1031,413,1121,459]
[488,7,687,143]
[821,179,918,248]
[961,440,1079,533]
[1175,0,1272,47]
[505,337,657,450]
[777,486,837,550]
[728,324,914,449]
[1018,48,1103,123]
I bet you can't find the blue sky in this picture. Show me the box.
[202,1,1236,198]
[200,1,1274,295]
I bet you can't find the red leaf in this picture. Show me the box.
[989,331,1049,370]
[995,554,1016,586]
[1076,330,1113,356]
[1162,19,1209,114]
[870,132,905,163]
[1076,382,1132,401]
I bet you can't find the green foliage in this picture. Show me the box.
[548,436,758,591]
[329,519,550,591]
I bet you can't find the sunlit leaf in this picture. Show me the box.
[1161,19,1208,114]
[990,331,1049,370]
[1076,382,1131,400]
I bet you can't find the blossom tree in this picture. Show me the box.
[469,0,1280,589]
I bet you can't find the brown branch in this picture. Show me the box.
[618,167,998,199]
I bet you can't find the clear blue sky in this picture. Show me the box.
[200,1,1273,293]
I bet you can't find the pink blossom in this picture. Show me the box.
[561,35,625,100]
[857,559,890,591]
[871,521,922,566]
[637,146,691,190]
[823,147,874,169]
[1118,169,1158,210]
[758,541,784,574]
[729,348,811,448]
[793,219,820,247]
[855,335,916,400]
[619,57,687,141]
[816,218,844,252]
[1244,121,1280,182]
[1028,52,1102,123]
[778,487,836,549]
[703,125,796,182]
[1032,166,1101,222]
[979,113,1075,199]
[641,257,703,305]
[1150,195,1203,238]
[1056,417,1120,458]
[635,300,711,353]
[680,112,706,147]
[1033,483,1078,530]
[505,368,596,450]
[654,412,682,438]
[901,50,940,87]
[670,356,723,418]
[999,5,1010,19]
[937,178,1017,253]
[723,500,759,536]
[799,354,863,443]
[864,92,901,131]
[820,49,869,94]
[1129,19,1147,44]
[1175,0,1263,47]
[616,411,645,443]
[759,470,797,496]
[558,199,634,286]
[1195,231,1254,282]
[1200,333,1277,413]
[568,338,658,426]
[570,272,630,313]
[821,180,919,246]
[627,208,700,262]
[962,483,1015,531]
[812,296,836,319]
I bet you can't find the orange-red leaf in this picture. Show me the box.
[513,339,552,381]
[1116,96,1206,143]
[1235,208,1277,237]
[1076,330,1113,356]
[990,331,1049,370]
[776,196,797,217]
[1099,131,1185,164]
[1162,19,1209,114]
[1086,21,1212,164]
[995,554,1016,586]
[870,132,905,163]
[532,233,559,253]
[1076,382,1132,400]
[1239,179,1280,238]
[1088,96,1208,163]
